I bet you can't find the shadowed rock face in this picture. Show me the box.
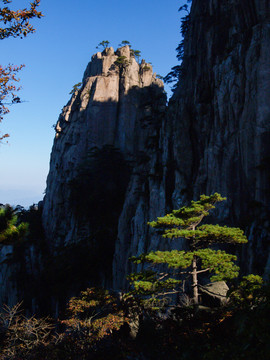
[168,0,270,276]
[42,46,166,287]
[113,0,270,288]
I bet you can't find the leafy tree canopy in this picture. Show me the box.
[0,0,42,40]
[0,0,43,141]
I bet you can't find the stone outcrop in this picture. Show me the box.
[42,45,166,289]
[199,281,229,307]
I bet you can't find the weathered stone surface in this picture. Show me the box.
[200,281,229,307]
[168,0,270,276]
[113,0,270,288]
[42,45,166,282]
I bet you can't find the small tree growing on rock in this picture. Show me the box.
[114,56,129,71]
[130,49,141,63]
[130,193,248,305]
[96,40,110,50]
[118,40,131,47]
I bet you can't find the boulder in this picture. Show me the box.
[199,281,229,307]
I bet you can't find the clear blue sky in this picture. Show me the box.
[0,0,185,207]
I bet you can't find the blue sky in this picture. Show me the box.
[0,0,185,207]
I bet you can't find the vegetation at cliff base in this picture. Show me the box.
[0,195,268,360]
[0,278,269,359]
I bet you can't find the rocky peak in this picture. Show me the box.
[42,45,166,269]
[1,0,269,314]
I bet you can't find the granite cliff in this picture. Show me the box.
[42,0,270,291]
[166,0,270,277]
[113,0,270,288]
[1,0,269,310]
[42,45,166,291]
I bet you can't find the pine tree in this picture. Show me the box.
[0,205,28,245]
[96,40,110,50]
[130,193,248,305]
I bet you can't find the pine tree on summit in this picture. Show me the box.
[130,193,248,305]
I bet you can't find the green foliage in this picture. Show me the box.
[142,65,151,71]
[96,40,110,50]
[149,193,225,229]
[132,249,239,282]
[114,55,129,68]
[1,282,270,360]
[118,40,131,47]
[69,82,82,95]
[148,193,247,248]
[130,49,141,63]
[162,224,247,246]
[164,0,192,89]
[15,204,44,243]
[127,270,181,297]
[0,204,28,245]
[229,274,264,308]
[129,193,248,305]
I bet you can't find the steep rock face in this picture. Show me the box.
[169,0,270,275]
[42,46,166,286]
[1,0,269,313]
[113,0,270,288]
[42,0,270,294]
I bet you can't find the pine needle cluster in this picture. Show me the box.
[129,193,248,305]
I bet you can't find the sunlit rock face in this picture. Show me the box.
[42,45,166,286]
